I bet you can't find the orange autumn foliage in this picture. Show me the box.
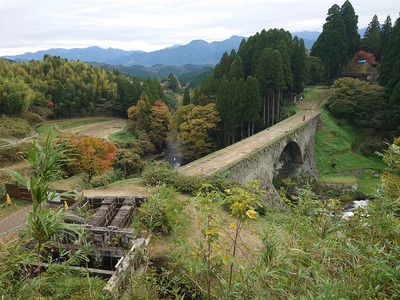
[64,134,116,180]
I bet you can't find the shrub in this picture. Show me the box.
[22,111,45,126]
[142,162,237,195]
[113,149,145,178]
[86,174,110,188]
[360,137,385,156]
[133,186,186,235]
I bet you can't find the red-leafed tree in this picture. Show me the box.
[63,134,116,180]
[353,51,378,66]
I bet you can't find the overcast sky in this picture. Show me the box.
[0,0,398,56]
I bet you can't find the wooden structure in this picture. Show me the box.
[4,183,75,205]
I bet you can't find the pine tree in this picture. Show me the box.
[379,16,400,130]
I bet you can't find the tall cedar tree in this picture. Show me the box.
[311,4,348,79]
[216,77,232,145]
[242,76,262,136]
[213,51,234,80]
[340,0,360,60]
[362,15,381,60]
[379,16,400,130]
[228,56,245,80]
[291,36,308,93]
[255,48,273,127]
[380,15,392,59]
[225,78,239,144]
[234,78,246,141]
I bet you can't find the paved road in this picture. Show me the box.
[0,207,30,240]
[179,89,331,176]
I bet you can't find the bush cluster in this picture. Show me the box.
[142,162,237,195]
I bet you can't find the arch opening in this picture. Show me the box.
[273,141,303,194]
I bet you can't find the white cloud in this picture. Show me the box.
[0,0,399,56]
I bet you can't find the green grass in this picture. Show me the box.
[109,129,136,142]
[34,124,59,138]
[0,140,9,147]
[314,110,386,195]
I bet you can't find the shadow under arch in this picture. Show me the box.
[273,141,303,190]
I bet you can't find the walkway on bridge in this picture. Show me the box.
[179,88,331,176]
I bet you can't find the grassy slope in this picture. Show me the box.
[314,109,386,195]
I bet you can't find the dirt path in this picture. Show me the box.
[179,89,332,176]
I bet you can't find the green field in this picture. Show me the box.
[56,118,109,130]
[108,130,136,142]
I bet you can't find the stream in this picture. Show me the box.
[342,199,369,219]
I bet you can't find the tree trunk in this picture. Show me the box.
[266,93,270,127]
[263,95,266,126]
[271,90,275,126]
[276,88,281,123]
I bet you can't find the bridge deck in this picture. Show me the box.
[178,91,329,176]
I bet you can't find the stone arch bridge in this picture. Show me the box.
[179,106,321,206]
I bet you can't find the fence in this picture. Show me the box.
[4,183,76,205]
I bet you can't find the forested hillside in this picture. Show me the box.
[0,55,167,119]
[1,0,399,164]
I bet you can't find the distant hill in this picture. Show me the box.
[1,29,366,67]
[4,46,136,63]
[108,36,245,66]
[292,31,320,50]
[88,62,212,80]
[3,36,245,67]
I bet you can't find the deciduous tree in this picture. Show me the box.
[148,100,171,150]
[127,93,152,132]
[327,77,385,129]
[64,134,116,180]
[178,103,221,160]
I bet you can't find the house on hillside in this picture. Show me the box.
[341,59,379,82]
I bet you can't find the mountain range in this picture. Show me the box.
[3,29,366,70]
[3,32,323,67]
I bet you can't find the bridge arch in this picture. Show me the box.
[275,141,303,177]
[179,114,320,207]
[273,141,304,194]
